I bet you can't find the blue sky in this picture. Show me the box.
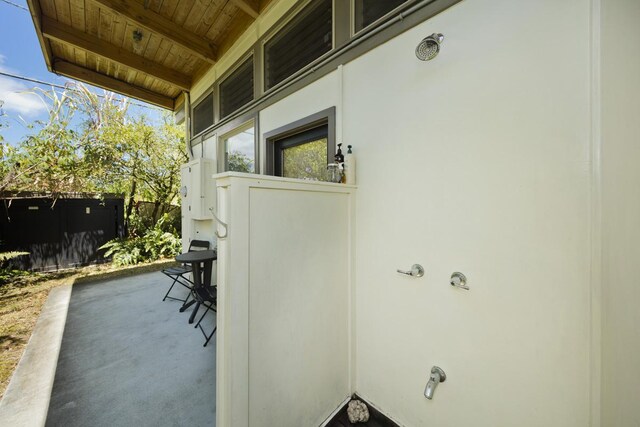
[0,0,161,145]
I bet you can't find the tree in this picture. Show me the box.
[228,151,253,173]
[0,83,187,234]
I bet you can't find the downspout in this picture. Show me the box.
[184,91,194,160]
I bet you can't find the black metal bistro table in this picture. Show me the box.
[175,249,217,324]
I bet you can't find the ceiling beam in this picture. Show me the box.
[229,0,259,19]
[41,16,191,90]
[87,0,217,64]
[53,60,174,109]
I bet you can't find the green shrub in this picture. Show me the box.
[0,251,31,285]
[100,214,182,266]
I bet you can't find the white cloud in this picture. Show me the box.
[0,54,48,117]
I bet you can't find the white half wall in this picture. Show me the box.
[214,174,355,427]
[600,0,640,425]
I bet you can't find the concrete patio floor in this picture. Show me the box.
[45,271,216,426]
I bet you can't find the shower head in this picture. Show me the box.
[416,33,444,61]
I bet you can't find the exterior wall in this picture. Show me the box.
[259,0,592,425]
[600,0,640,425]
[186,0,606,424]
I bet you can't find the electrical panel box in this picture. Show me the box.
[180,158,215,221]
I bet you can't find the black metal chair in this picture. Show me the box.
[194,285,217,347]
[161,239,210,303]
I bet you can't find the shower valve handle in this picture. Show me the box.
[397,264,424,278]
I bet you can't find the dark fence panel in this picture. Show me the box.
[0,197,124,271]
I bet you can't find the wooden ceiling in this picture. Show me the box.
[26,0,272,109]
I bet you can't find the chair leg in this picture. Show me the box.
[162,276,180,301]
[203,326,217,347]
[195,303,212,328]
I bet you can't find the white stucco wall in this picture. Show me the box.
[183,0,620,424]
[260,0,592,425]
[600,0,640,425]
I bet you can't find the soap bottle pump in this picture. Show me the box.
[335,143,344,164]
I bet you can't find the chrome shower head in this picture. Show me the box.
[416,33,444,61]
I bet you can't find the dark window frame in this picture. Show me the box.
[265,107,336,177]
[219,55,255,119]
[262,0,334,92]
[352,0,410,35]
[191,91,214,138]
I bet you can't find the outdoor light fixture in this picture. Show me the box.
[132,30,144,42]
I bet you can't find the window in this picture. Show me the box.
[264,0,333,90]
[266,108,335,180]
[192,92,214,136]
[222,121,256,173]
[274,125,328,180]
[354,0,408,32]
[220,57,254,119]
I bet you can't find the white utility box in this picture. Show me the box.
[180,158,215,220]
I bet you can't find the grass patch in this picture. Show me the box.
[0,259,176,400]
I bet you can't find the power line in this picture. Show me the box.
[0,0,28,11]
[0,70,160,110]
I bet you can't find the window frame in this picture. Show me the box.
[261,0,335,93]
[217,114,260,174]
[264,107,336,178]
[219,54,255,120]
[191,90,215,138]
[351,0,413,36]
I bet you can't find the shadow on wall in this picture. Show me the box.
[0,197,124,271]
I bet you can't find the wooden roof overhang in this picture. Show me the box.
[26,0,272,109]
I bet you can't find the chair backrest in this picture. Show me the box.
[188,239,210,252]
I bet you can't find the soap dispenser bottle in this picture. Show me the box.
[335,144,345,183]
[344,145,356,185]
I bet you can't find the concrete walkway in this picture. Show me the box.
[45,272,216,427]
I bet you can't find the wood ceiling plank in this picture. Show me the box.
[159,0,178,20]
[195,0,225,37]
[143,33,161,60]
[69,0,86,31]
[85,2,100,37]
[37,0,57,17]
[229,0,258,19]
[98,7,113,40]
[171,0,195,26]
[183,0,208,33]
[53,0,72,25]
[86,0,217,63]
[146,0,163,13]
[110,12,126,46]
[217,11,252,55]
[53,60,174,108]
[74,47,87,67]
[41,16,191,90]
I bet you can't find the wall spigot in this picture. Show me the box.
[424,366,446,400]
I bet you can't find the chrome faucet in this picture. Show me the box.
[424,366,446,400]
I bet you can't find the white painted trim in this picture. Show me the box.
[589,0,602,425]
